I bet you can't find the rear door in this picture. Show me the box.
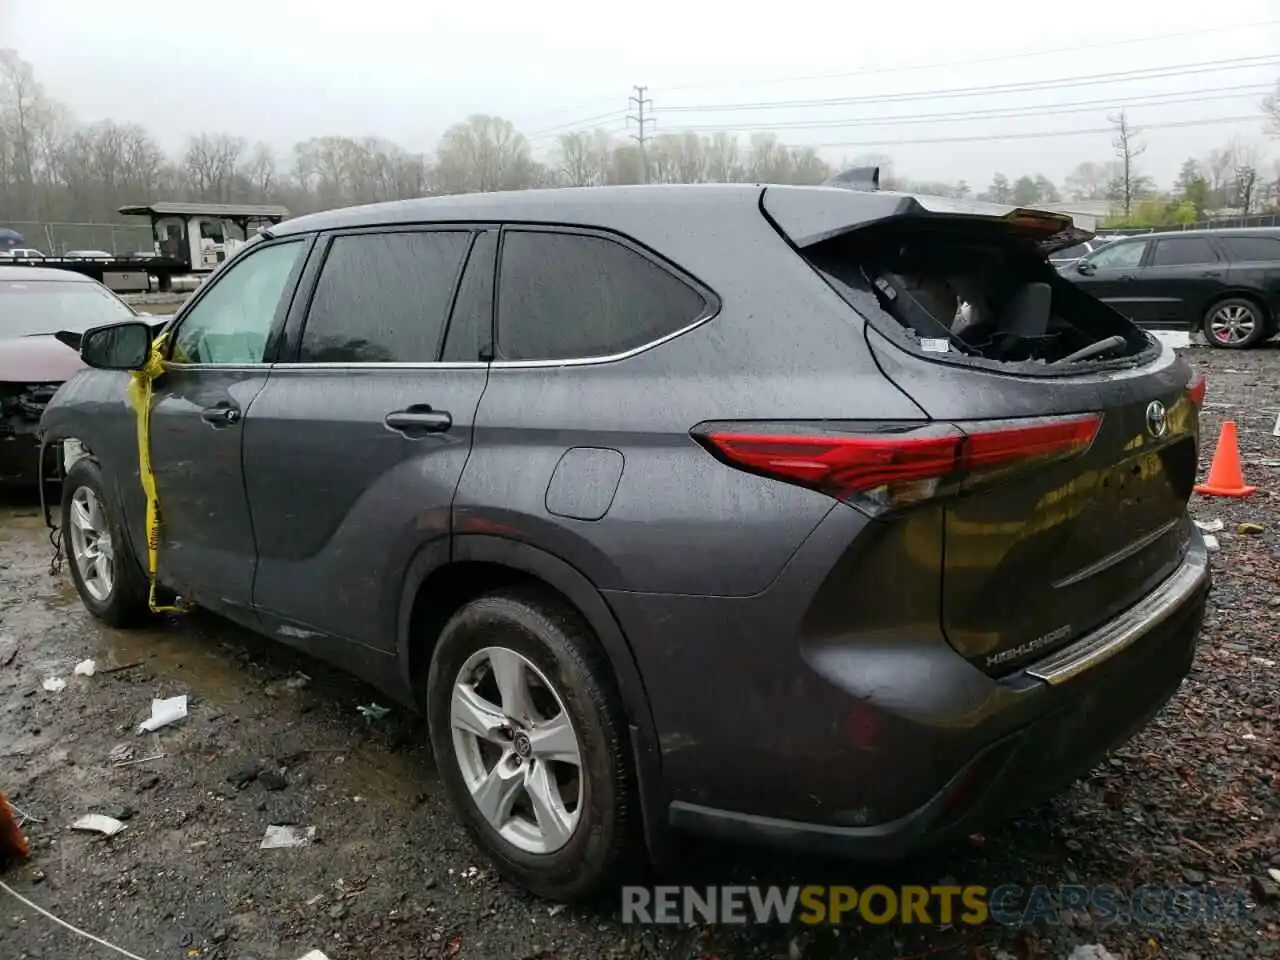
[242,226,495,652]
[1142,235,1226,326]
[1073,237,1154,322]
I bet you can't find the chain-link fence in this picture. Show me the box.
[1095,213,1280,237]
[3,221,154,257]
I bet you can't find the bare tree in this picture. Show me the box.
[555,132,601,187]
[1205,147,1234,208]
[1264,78,1280,137]
[704,132,741,183]
[1063,161,1113,200]
[745,134,793,183]
[1228,136,1263,213]
[182,133,245,201]
[435,115,534,194]
[244,142,277,200]
[1107,110,1148,216]
[789,146,831,185]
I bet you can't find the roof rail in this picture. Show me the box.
[824,166,880,192]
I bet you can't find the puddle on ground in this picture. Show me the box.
[2,498,433,812]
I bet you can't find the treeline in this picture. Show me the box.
[0,48,838,226]
[3,47,1279,232]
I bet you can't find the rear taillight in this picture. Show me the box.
[694,414,1101,514]
[1187,372,1206,409]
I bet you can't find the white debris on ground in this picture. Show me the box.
[1067,947,1119,960]
[70,814,127,837]
[136,694,188,733]
[260,825,317,849]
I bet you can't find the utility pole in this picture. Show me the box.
[627,85,653,184]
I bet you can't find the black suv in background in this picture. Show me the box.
[1064,227,1280,348]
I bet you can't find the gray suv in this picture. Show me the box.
[40,184,1211,901]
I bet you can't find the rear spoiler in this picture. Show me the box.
[777,168,1095,255]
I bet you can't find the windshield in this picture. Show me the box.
[0,279,136,338]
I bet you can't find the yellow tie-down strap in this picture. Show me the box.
[124,332,191,615]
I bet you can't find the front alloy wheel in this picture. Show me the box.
[60,456,150,627]
[450,646,583,854]
[67,485,115,602]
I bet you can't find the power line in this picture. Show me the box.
[659,85,1275,135]
[525,110,628,141]
[511,19,1280,142]
[806,114,1261,151]
[660,55,1280,113]
[661,19,1280,92]
[627,86,654,184]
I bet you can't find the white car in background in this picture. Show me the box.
[0,248,47,259]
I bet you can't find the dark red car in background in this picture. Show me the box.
[0,267,144,487]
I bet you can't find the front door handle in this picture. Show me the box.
[385,405,452,435]
[201,403,242,427]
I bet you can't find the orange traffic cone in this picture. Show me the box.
[1194,421,1257,498]
[0,791,29,861]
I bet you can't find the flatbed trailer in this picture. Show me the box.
[1,201,289,293]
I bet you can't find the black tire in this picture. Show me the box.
[1202,297,1268,349]
[426,588,639,901]
[60,458,150,627]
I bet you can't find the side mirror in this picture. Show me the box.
[79,320,154,371]
[1076,261,1095,276]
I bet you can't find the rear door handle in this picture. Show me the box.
[1117,274,1137,281]
[385,405,452,435]
[201,403,241,427]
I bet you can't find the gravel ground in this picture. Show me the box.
[0,341,1277,960]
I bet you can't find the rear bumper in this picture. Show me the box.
[608,513,1209,859]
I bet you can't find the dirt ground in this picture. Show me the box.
[1,342,1277,960]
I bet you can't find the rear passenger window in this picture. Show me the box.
[300,231,471,363]
[1150,237,1217,267]
[1221,236,1280,261]
[442,231,496,362]
[497,231,707,361]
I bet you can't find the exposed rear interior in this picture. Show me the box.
[696,201,1204,677]
[804,218,1157,373]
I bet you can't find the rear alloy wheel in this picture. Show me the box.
[61,457,150,627]
[427,589,638,901]
[450,646,583,854]
[1203,298,1267,349]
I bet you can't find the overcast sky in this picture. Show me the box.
[3,0,1278,189]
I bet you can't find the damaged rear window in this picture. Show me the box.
[803,218,1153,372]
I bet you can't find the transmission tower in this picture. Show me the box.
[627,85,654,184]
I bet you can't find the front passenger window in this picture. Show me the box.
[170,240,306,364]
[1087,241,1148,271]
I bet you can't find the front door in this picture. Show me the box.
[149,236,311,613]
[1073,237,1152,322]
[243,227,495,653]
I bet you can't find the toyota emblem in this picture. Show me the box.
[1145,400,1168,439]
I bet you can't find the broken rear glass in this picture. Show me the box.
[803,217,1153,373]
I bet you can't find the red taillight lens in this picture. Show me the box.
[695,414,1101,513]
[1187,372,1206,409]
